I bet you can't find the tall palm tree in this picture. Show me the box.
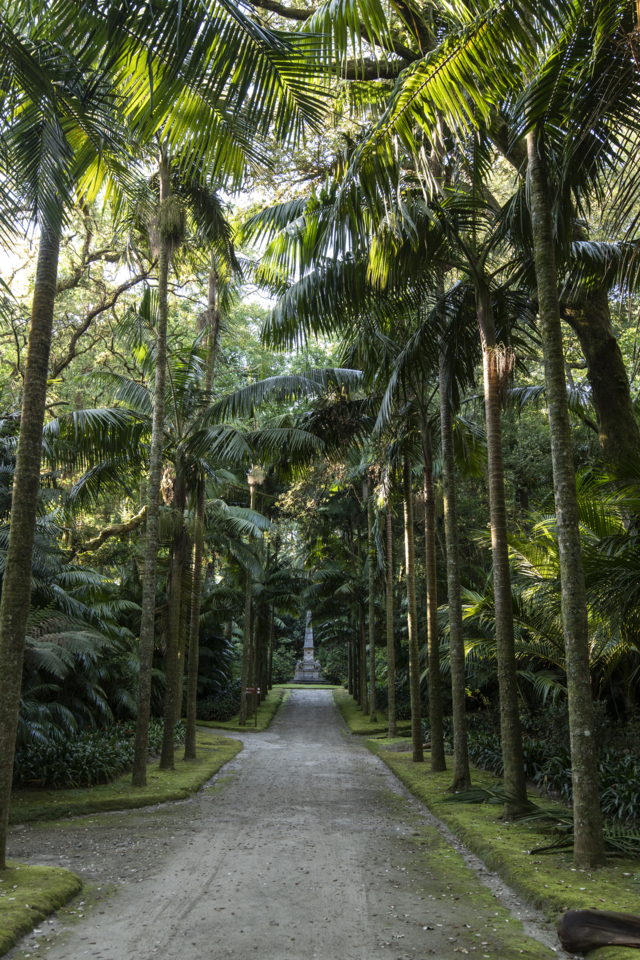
[0,17,130,867]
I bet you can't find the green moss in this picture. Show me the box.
[0,863,82,956]
[588,951,640,960]
[368,740,640,960]
[9,731,241,825]
[379,788,556,958]
[196,686,284,732]
[334,688,412,736]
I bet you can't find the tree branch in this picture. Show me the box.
[65,506,147,562]
[50,270,151,379]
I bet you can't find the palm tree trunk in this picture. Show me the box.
[527,127,606,868]
[160,469,186,769]
[132,156,171,787]
[421,422,446,771]
[0,222,60,868]
[184,276,218,760]
[386,507,397,737]
[239,480,257,725]
[184,473,205,761]
[367,496,377,722]
[359,601,369,714]
[475,279,527,814]
[239,567,253,725]
[268,605,274,691]
[403,452,424,763]
[439,353,471,790]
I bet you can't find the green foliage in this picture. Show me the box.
[196,679,241,721]
[270,648,297,684]
[12,720,185,789]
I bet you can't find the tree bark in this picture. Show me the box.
[475,278,527,814]
[0,223,60,868]
[239,566,253,725]
[184,474,205,761]
[439,353,471,790]
[564,288,640,464]
[359,600,368,714]
[421,422,446,771]
[367,494,377,722]
[386,507,397,737]
[160,467,186,769]
[527,127,606,868]
[132,156,171,787]
[268,605,274,691]
[403,452,424,763]
[239,476,261,724]
[184,269,218,760]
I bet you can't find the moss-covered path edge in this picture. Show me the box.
[367,738,640,960]
[9,730,242,826]
[333,686,413,736]
[0,862,81,956]
[195,685,285,732]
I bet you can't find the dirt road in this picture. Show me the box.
[7,690,565,960]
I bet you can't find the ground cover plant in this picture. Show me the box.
[12,721,185,790]
[8,731,241,824]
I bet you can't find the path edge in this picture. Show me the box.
[9,735,242,826]
[367,739,638,960]
[0,864,82,958]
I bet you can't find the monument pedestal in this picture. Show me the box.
[293,612,325,683]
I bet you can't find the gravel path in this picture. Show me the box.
[7,690,565,960]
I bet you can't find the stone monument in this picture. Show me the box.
[293,611,324,683]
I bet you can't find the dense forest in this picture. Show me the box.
[1,0,640,877]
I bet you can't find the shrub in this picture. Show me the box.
[466,729,640,824]
[196,679,241,722]
[12,719,186,789]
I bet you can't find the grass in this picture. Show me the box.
[334,687,412,736]
[0,863,82,956]
[9,730,242,825]
[277,683,342,689]
[368,738,640,960]
[195,686,284,732]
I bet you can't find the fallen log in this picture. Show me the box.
[558,909,640,952]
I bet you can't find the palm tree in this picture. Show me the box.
[0,15,130,866]
[385,504,397,737]
[403,450,424,763]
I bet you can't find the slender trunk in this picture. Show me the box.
[527,127,606,867]
[268,605,274,691]
[239,481,257,724]
[184,266,218,760]
[354,619,360,703]
[386,507,397,737]
[367,497,377,722]
[132,157,171,787]
[439,352,471,790]
[403,452,424,763]
[356,515,368,713]
[359,601,368,713]
[0,223,60,867]
[254,614,262,720]
[184,474,205,760]
[421,422,446,771]
[475,279,527,814]
[239,568,252,725]
[160,470,186,769]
